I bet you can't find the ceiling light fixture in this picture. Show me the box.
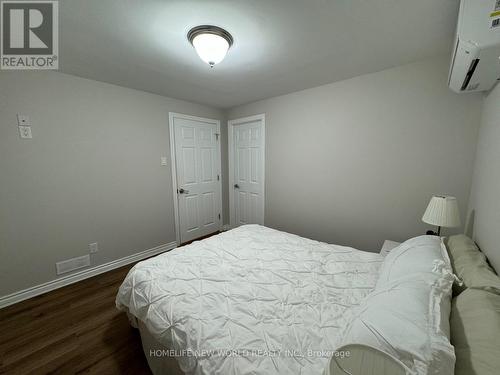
[187,25,233,67]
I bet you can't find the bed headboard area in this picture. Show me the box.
[466,83,500,274]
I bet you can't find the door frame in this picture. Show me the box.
[228,114,266,228]
[169,112,223,245]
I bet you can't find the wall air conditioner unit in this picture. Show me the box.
[449,0,500,93]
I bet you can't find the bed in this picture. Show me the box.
[116,225,383,374]
[116,225,500,375]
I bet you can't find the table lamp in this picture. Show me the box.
[422,195,461,236]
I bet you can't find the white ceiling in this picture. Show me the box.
[60,0,460,109]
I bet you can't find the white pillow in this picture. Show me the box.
[337,236,456,375]
[376,235,449,288]
[340,273,455,375]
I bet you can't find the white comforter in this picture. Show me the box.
[116,225,382,375]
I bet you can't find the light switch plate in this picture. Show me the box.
[161,156,168,166]
[19,126,32,139]
[17,114,31,126]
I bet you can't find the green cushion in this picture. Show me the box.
[446,234,500,295]
[450,288,500,375]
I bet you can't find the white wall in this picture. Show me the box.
[0,56,486,300]
[467,83,500,272]
[226,57,483,251]
[0,71,223,297]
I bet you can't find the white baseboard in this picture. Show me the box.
[0,241,177,309]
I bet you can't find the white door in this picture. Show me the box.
[170,113,222,244]
[229,114,265,228]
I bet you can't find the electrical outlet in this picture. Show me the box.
[19,126,32,139]
[89,242,99,253]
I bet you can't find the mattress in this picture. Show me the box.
[116,225,383,374]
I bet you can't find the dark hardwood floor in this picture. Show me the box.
[0,264,151,375]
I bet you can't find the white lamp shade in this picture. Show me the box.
[422,195,461,228]
[192,33,230,66]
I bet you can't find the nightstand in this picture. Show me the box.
[380,240,401,257]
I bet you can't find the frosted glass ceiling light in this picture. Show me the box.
[188,25,233,67]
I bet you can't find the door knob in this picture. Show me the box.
[234,184,240,189]
[178,188,189,194]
